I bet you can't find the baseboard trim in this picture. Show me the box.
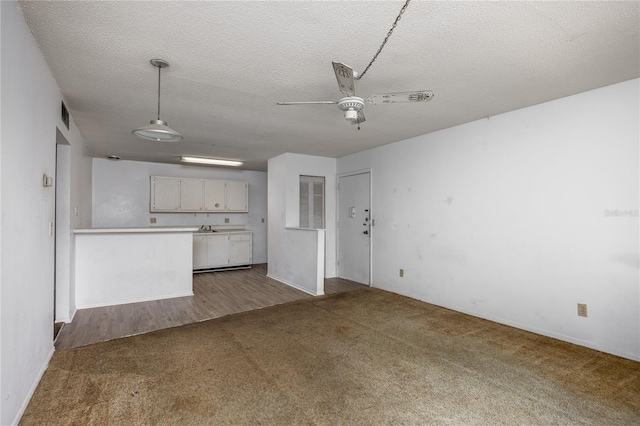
[76,291,194,310]
[11,345,55,425]
[194,264,251,273]
[267,274,319,296]
[385,286,640,362]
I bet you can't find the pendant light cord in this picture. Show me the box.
[157,64,161,120]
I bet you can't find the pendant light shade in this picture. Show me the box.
[133,119,183,141]
[132,59,183,142]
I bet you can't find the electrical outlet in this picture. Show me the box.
[261,218,265,223]
[225,218,230,223]
[577,303,588,317]
[399,269,404,278]
[150,217,157,224]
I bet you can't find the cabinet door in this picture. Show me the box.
[229,234,252,266]
[193,235,208,269]
[180,178,204,211]
[204,180,226,212]
[226,180,248,212]
[151,177,180,211]
[207,234,229,267]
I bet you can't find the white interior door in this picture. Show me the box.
[338,172,371,285]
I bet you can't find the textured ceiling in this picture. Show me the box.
[18,1,640,171]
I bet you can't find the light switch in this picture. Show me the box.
[42,174,53,187]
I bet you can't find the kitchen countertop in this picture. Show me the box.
[74,227,252,235]
[74,227,199,234]
[195,225,251,234]
[194,229,252,234]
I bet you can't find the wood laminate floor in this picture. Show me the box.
[55,264,366,350]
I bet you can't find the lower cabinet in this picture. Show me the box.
[193,235,209,269]
[193,232,252,270]
[229,234,252,265]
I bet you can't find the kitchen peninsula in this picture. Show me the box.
[74,227,199,309]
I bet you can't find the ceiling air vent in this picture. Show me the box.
[61,101,69,130]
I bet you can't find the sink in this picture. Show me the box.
[196,229,217,233]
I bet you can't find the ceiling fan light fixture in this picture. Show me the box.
[180,156,244,167]
[337,96,365,122]
[344,109,358,121]
[132,59,183,142]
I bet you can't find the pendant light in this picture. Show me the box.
[132,59,183,142]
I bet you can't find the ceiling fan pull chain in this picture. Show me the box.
[357,0,411,81]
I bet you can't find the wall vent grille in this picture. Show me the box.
[61,101,69,129]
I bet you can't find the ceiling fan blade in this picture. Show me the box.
[366,90,434,105]
[332,62,356,96]
[351,110,365,125]
[276,101,338,105]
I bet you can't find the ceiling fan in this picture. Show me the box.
[277,62,434,127]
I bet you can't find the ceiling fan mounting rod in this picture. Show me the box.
[357,0,411,81]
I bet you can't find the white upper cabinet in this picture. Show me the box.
[180,178,204,211]
[150,176,248,213]
[150,176,180,211]
[226,180,248,212]
[204,180,226,212]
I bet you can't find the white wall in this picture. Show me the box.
[338,79,640,361]
[267,153,337,289]
[55,127,91,323]
[55,141,72,322]
[284,153,336,277]
[68,129,92,322]
[75,230,194,308]
[267,154,287,280]
[1,2,91,424]
[92,158,268,263]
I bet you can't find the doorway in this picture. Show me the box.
[55,129,71,338]
[337,171,371,285]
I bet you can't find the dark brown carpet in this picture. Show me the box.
[22,288,640,425]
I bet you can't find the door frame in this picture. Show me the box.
[336,168,373,286]
[55,129,72,324]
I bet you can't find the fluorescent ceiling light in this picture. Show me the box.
[180,156,244,167]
